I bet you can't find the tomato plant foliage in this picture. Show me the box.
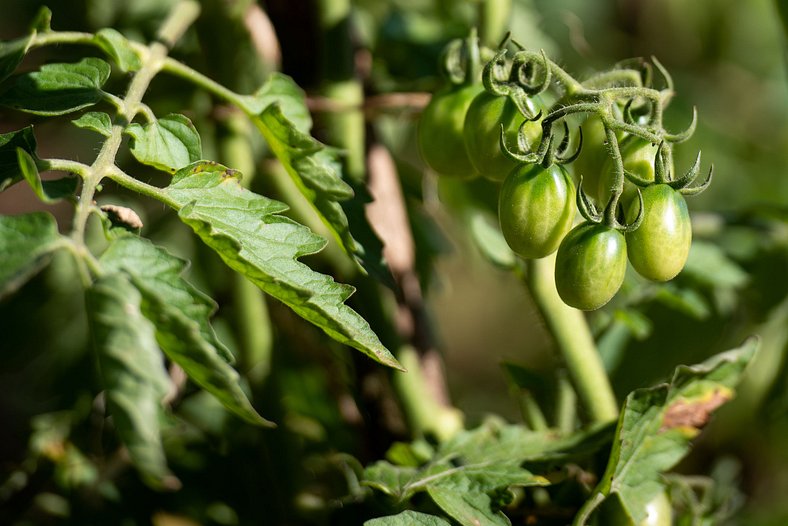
[1,1,785,525]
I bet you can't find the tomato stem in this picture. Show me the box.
[523,254,619,423]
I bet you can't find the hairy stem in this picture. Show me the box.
[523,254,618,423]
[69,0,201,249]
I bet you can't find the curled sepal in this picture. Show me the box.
[501,123,541,164]
[664,106,698,143]
[653,141,669,184]
[439,28,482,86]
[576,177,603,224]
[616,57,652,87]
[623,97,655,127]
[482,47,512,97]
[510,91,542,122]
[509,49,551,96]
[664,150,701,189]
[677,164,713,196]
[651,55,674,93]
[616,188,645,233]
[555,123,583,165]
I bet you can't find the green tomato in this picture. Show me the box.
[463,91,542,182]
[598,137,659,205]
[555,222,627,310]
[626,184,691,281]
[570,116,608,203]
[597,491,672,526]
[418,84,484,178]
[498,163,576,258]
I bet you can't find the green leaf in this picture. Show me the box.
[240,72,312,132]
[242,74,388,278]
[86,273,177,489]
[158,161,400,369]
[126,114,202,172]
[427,485,511,526]
[99,236,272,426]
[576,339,758,525]
[0,212,62,298]
[29,7,52,32]
[0,33,34,83]
[2,57,111,116]
[364,511,451,526]
[95,28,142,72]
[468,210,516,270]
[72,111,113,137]
[17,148,78,203]
[0,126,38,191]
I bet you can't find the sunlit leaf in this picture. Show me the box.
[86,273,176,489]
[72,111,113,137]
[427,485,510,526]
[576,339,758,525]
[242,73,388,278]
[0,212,62,298]
[157,161,401,370]
[364,511,451,526]
[1,57,111,116]
[95,28,142,72]
[126,113,202,172]
[99,236,272,426]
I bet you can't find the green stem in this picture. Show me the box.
[70,0,200,246]
[523,254,618,423]
[106,168,177,208]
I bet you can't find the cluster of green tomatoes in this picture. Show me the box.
[418,33,710,310]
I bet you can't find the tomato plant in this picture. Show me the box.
[498,162,575,258]
[1,1,784,526]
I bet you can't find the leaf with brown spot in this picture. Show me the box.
[574,338,757,526]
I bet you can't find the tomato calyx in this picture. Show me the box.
[440,28,483,87]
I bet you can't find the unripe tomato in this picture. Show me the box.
[555,222,627,310]
[626,184,691,281]
[463,91,542,181]
[597,491,672,526]
[598,137,659,205]
[418,84,484,178]
[570,116,608,203]
[498,163,576,258]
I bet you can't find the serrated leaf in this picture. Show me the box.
[0,126,38,191]
[99,236,272,426]
[2,57,110,116]
[0,33,34,83]
[158,161,400,370]
[17,148,77,202]
[427,485,510,526]
[0,212,62,297]
[126,113,202,172]
[576,339,757,525]
[364,511,451,526]
[72,111,112,137]
[242,74,388,278]
[95,28,142,72]
[239,72,312,132]
[86,273,176,489]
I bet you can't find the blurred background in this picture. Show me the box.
[0,0,786,524]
